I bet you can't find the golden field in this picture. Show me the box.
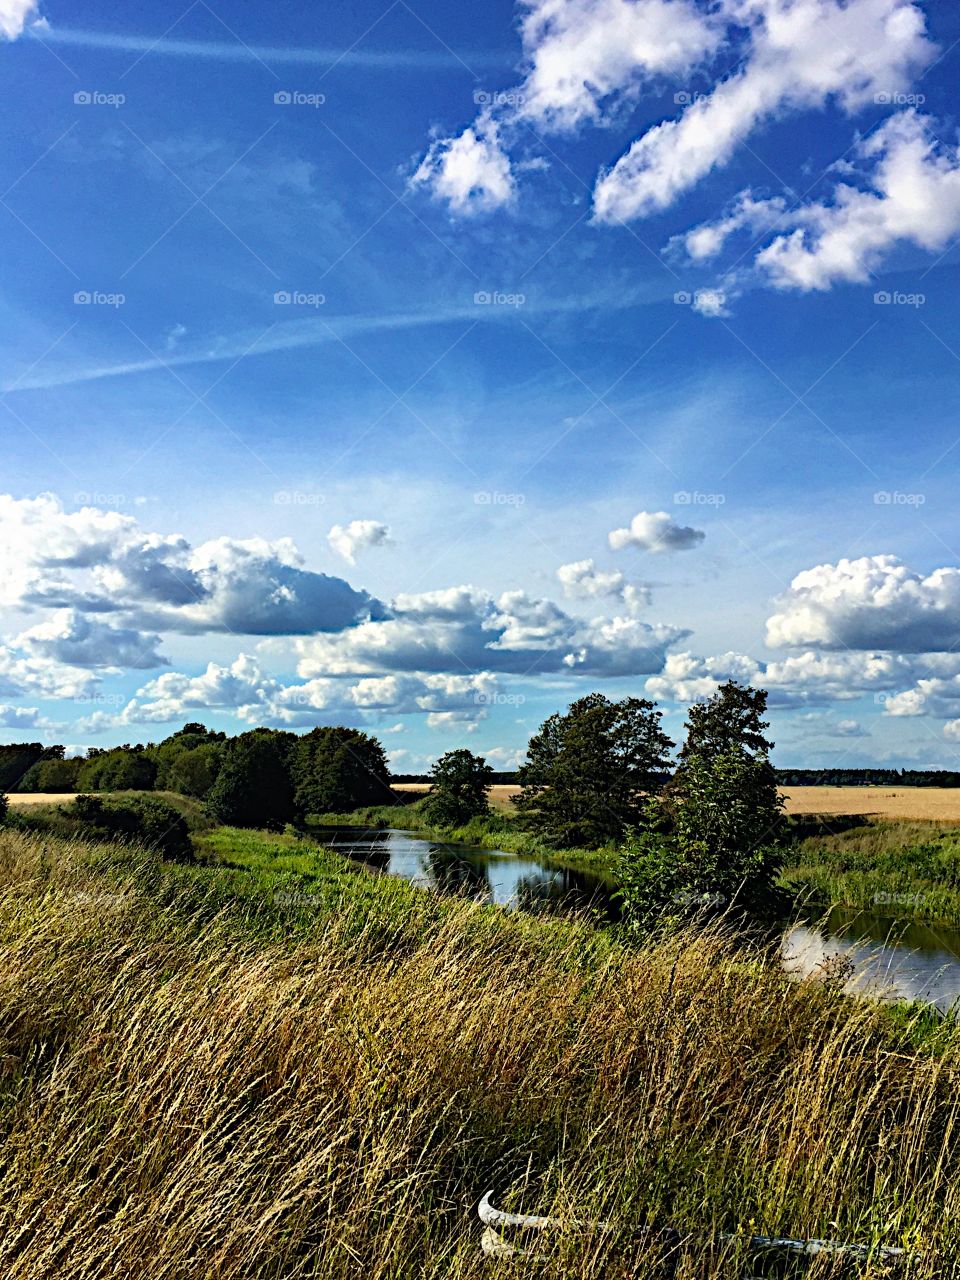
[12,784,960,822]
[399,783,960,822]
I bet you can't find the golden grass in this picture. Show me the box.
[1,827,960,1277]
[781,787,960,821]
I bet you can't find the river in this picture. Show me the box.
[314,825,960,1012]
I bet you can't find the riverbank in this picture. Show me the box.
[307,802,621,879]
[782,818,960,927]
[1,821,959,1278]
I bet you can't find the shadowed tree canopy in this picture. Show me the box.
[516,693,674,848]
[291,727,392,817]
[206,729,297,830]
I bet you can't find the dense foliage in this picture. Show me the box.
[619,682,785,928]
[206,730,298,830]
[516,693,674,848]
[422,749,493,827]
[291,727,392,817]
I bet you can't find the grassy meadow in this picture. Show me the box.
[2,820,960,1278]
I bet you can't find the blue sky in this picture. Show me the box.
[2,0,960,769]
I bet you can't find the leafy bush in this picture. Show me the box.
[19,756,83,792]
[73,794,194,862]
[77,748,157,792]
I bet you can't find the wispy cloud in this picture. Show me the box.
[33,26,513,70]
[4,293,650,393]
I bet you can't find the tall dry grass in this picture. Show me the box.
[0,828,959,1278]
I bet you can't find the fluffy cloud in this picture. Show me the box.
[0,704,46,729]
[754,110,960,291]
[592,0,934,223]
[557,559,650,614]
[295,584,686,679]
[15,610,166,669]
[114,658,498,732]
[0,494,384,643]
[645,647,921,706]
[645,650,762,702]
[766,555,960,651]
[608,510,705,554]
[327,519,392,564]
[410,110,515,214]
[0,0,42,40]
[120,655,282,725]
[669,190,788,262]
[516,0,719,131]
[0,645,96,699]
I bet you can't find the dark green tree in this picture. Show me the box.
[19,756,83,792]
[423,749,494,827]
[619,682,785,927]
[206,729,297,829]
[152,724,227,792]
[290,727,392,817]
[516,693,674,847]
[163,742,224,799]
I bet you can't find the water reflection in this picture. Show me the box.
[311,826,618,920]
[783,909,960,1012]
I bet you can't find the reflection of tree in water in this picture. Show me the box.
[425,846,491,901]
[336,829,390,873]
[514,869,619,922]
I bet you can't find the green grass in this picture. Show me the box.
[782,816,960,924]
[1,822,960,1277]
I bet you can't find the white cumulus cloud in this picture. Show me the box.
[410,110,515,214]
[766,555,960,651]
[608,510,705,553]
[327,519,393,564]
